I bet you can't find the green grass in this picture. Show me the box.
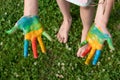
[0,0,120,80]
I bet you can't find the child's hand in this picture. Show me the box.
[6,16,52,58]
[79,24,114,65]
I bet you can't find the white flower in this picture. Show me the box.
[14,72,19,77]
[65,43,71,50]
[17,4,20,6]
[0,42,3,45]
[54,28,58,33]
[61,63,65,66]
[97,61,100,66]
[57,62,60,66]
[28,54,30,56]
[4,12,7,15]
[61,66,65,71]
[111,55,114,58]
[34,62,37,65]
[102,69,105,72]
[108,57,111,60]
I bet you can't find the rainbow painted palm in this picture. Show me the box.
[80,24,114,65]
[6,16,52,58]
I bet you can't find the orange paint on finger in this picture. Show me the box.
[37,36,46,53]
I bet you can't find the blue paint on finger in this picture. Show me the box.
[24,40,29,57]
[92,50,102,65]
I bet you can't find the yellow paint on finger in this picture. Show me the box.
[85,48,96,65]
[37,36,46,53]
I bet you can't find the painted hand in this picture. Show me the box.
[6,16,52,58]
[79,24,114,65]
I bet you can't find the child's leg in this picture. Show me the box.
[77,6,95,57]
[56,0,72,43]
[95,0,114,36]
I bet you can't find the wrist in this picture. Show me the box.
[94,18,108,28]
[24,10,38,16]
[24,0,38,16]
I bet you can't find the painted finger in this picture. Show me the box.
[42,31,52,41]
[24,40,29,57]
[79,40,88,47]
[106,37,115,51]
[37,36,46,53]
[6,24,18,34]
[85,48,96,65]
[92,50,102,65]
[80,45,91,57]
[32,38,38,58]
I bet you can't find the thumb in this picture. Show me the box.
[6,23,18,34]
[106,37,115,51]
[79,40,88,47]
[42,31,52,41]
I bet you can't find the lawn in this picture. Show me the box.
[0,0,120,80]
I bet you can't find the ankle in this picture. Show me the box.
[81,28,89,42]
[82,27,90,32]
[95,23,107,29]
[63,17,72,23]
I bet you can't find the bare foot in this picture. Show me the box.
[57,18,72,43]
[77,28,89,57]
